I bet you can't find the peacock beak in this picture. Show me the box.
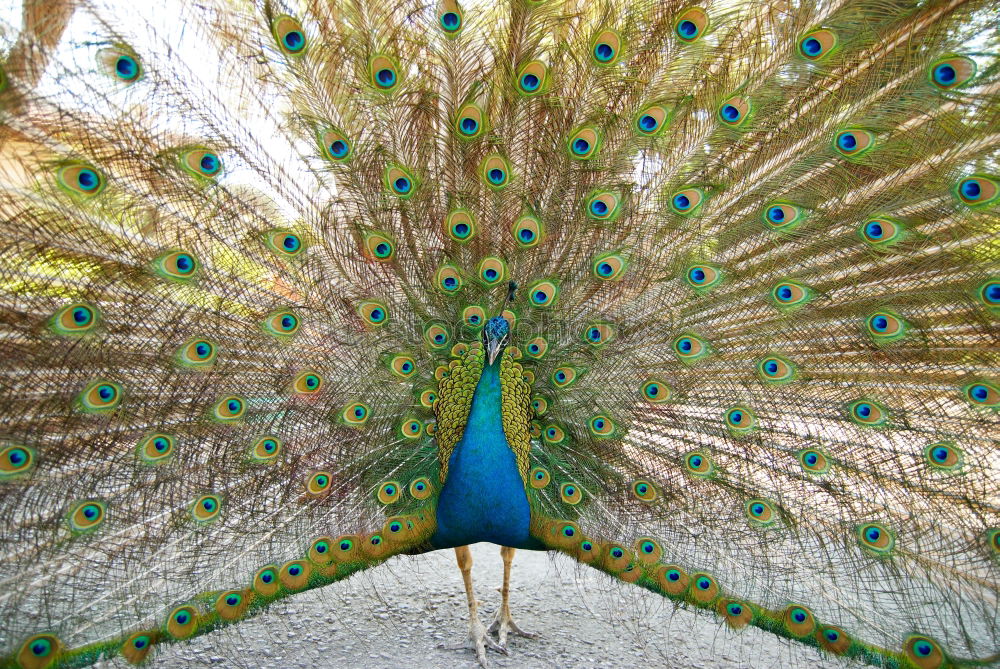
[487,339,503,365]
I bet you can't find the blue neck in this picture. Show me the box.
[431,358,541,549]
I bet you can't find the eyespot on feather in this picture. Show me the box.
[56,164,105,197]
[320,128,352,162]
[272,15,306,55]
[512,213,543,247]
[50,302,100,335]
[798,29,837,60]
[675,7,709,43]
[591,29,622,66]
[929,55,976,90]
[369,55,400,91]
[179,149,222,178]
[98,47,142,82]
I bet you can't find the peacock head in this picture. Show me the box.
[482,316,510,365]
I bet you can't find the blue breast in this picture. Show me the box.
[430,359,543,550]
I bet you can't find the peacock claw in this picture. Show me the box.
[470,612,508,667]
[488,604,538,650]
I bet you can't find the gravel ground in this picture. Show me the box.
[101,544,859,668]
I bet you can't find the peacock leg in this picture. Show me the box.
[454,545,507,667]
[488,546,538,649]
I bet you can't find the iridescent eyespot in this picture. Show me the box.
[672,333,709,363]
[592,252,627,281]
[586,191,622,221]
[68,500,106,532]
[977,280,1000,310]
[583,323,614,347]
[670,187,705,215]
[423,322,451,349]
[756,355,796,384]
[656,564,689,595]
[377,481,401,504]
[516,60,548,95]
[454,103,484,138]
[721,599,753,629]
[635,103,670,136]
[551,366,578,388]
[98,47,142,82]
[568,126,601,160]
[307,537,335,566]
[798,448,830,474]
[358,300,389,327]
[49,302,101,335]
[121,632,155,664]
[385,165,417,198]
[272,15,306,55]
[370,55,399,91]
[78,379,122,413]
[419,388,437,408]
[266,230,304,257]
[929,55,976,90]
[857,522,895,554]
[817,625,850,655]
[924,441,962,472]
[859,217,904,248]
[954,175,998,208]
[253,565,280,596]
[438,1,463,35]
[279,560,311,590]
[480,154,512,189]
[684,451,714,477]
[512,213,543,247]
[529,467,550,489]
[784,606,816,637]
[987,528,1000,555]
[138,433,174,465]
[603,544,631,572]
[56,164,105,197]
[833,129,875,157]
[588,414,614,437]
[641,379,671,403]
[904,635,945,669]
[167,605,199,639]
[963,380,998,408]
[798,29,837,60]
[211,395,245,421]
[341,402,370,426]
[524,336,548,359]
[847,399,888,426]
[543,424,567,445]
[389,354,416,378]
[400,417,424,439]
[725,406,756,434]
[461,306,486,329]
[675,7,709,43]
[250,435,282,463]
[176,338,217,368]
[762,202,806,231]
[410,476,433,499]
[745,498,776,527]
[444,209,476,242]
[770,280,814,311]
[191,494,221,522]
[591,30,621,66]
[560,482,583,505]
[689,572,718,604]
[531,395,548,416]
[263,309,300,337]
[215,590,248,620]
[362,231,394,262]
[634,537,662,564]
[632,480,657,502]
[0,445,35,478]
[528,279,559,308]
[865,311,907,343]
[306,471,333,495]
[180,149,222,178]
[685,264,721,292]
[292,371,323,394]
[435,265,463,293]
[19,634,62,668]
[321,128,352,162]
[152,249,199,282]
[718,96,750,127]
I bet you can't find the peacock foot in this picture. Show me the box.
[469,607,508,667]
[488,602,538,650]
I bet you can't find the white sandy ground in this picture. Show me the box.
[96,543,859,668]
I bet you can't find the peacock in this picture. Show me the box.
[0,0,997,667]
